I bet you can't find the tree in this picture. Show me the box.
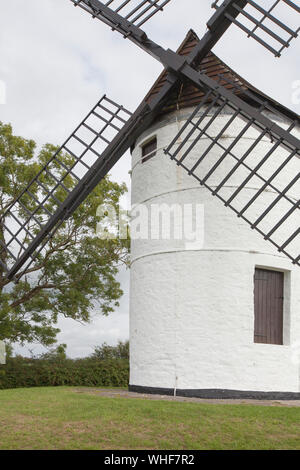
[91,340,129,361]
[0,122,130,347]
[37,343,68,361]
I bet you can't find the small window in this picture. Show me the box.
[254,268,284,345]
[141,137,157,163]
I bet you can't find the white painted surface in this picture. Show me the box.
[130,107,300,393]
[0,341,5,365]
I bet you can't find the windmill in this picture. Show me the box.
[1,0,300,398]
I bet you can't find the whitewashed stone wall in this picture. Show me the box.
[0,341,5,364]
[130,107,300,393]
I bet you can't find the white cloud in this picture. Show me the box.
[1,0,299,357]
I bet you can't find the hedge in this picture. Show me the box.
[0,356,129,389]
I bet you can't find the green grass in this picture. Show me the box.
[0,387,299,450]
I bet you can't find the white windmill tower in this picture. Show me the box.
[0,1,300,399]
[129,30,300,399]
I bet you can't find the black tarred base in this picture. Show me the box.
[129,385,300,400]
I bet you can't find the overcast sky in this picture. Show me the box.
[0,0,299,357]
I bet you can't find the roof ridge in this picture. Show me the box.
[145,30,299,122]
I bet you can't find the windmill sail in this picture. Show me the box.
[0,95,132,280]
[2,0,299,282]
[71,0,172,29]
[212,0,300,57]
[164,76,300,265]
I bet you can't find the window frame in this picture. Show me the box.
[141,136,157,163]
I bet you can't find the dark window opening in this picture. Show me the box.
[254,268,284,345]
[142,137,157,163]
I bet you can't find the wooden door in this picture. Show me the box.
[254,268,284,345]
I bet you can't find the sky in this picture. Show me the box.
[0,0,299,358]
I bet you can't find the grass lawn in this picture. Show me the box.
[0,386,299,450]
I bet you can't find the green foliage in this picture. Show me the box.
[0,341,129,389]
[0,344,129,389]
[38,343,68,361]
[91,340,129,360]
[0,122,130,346]
[0,357,129,389]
